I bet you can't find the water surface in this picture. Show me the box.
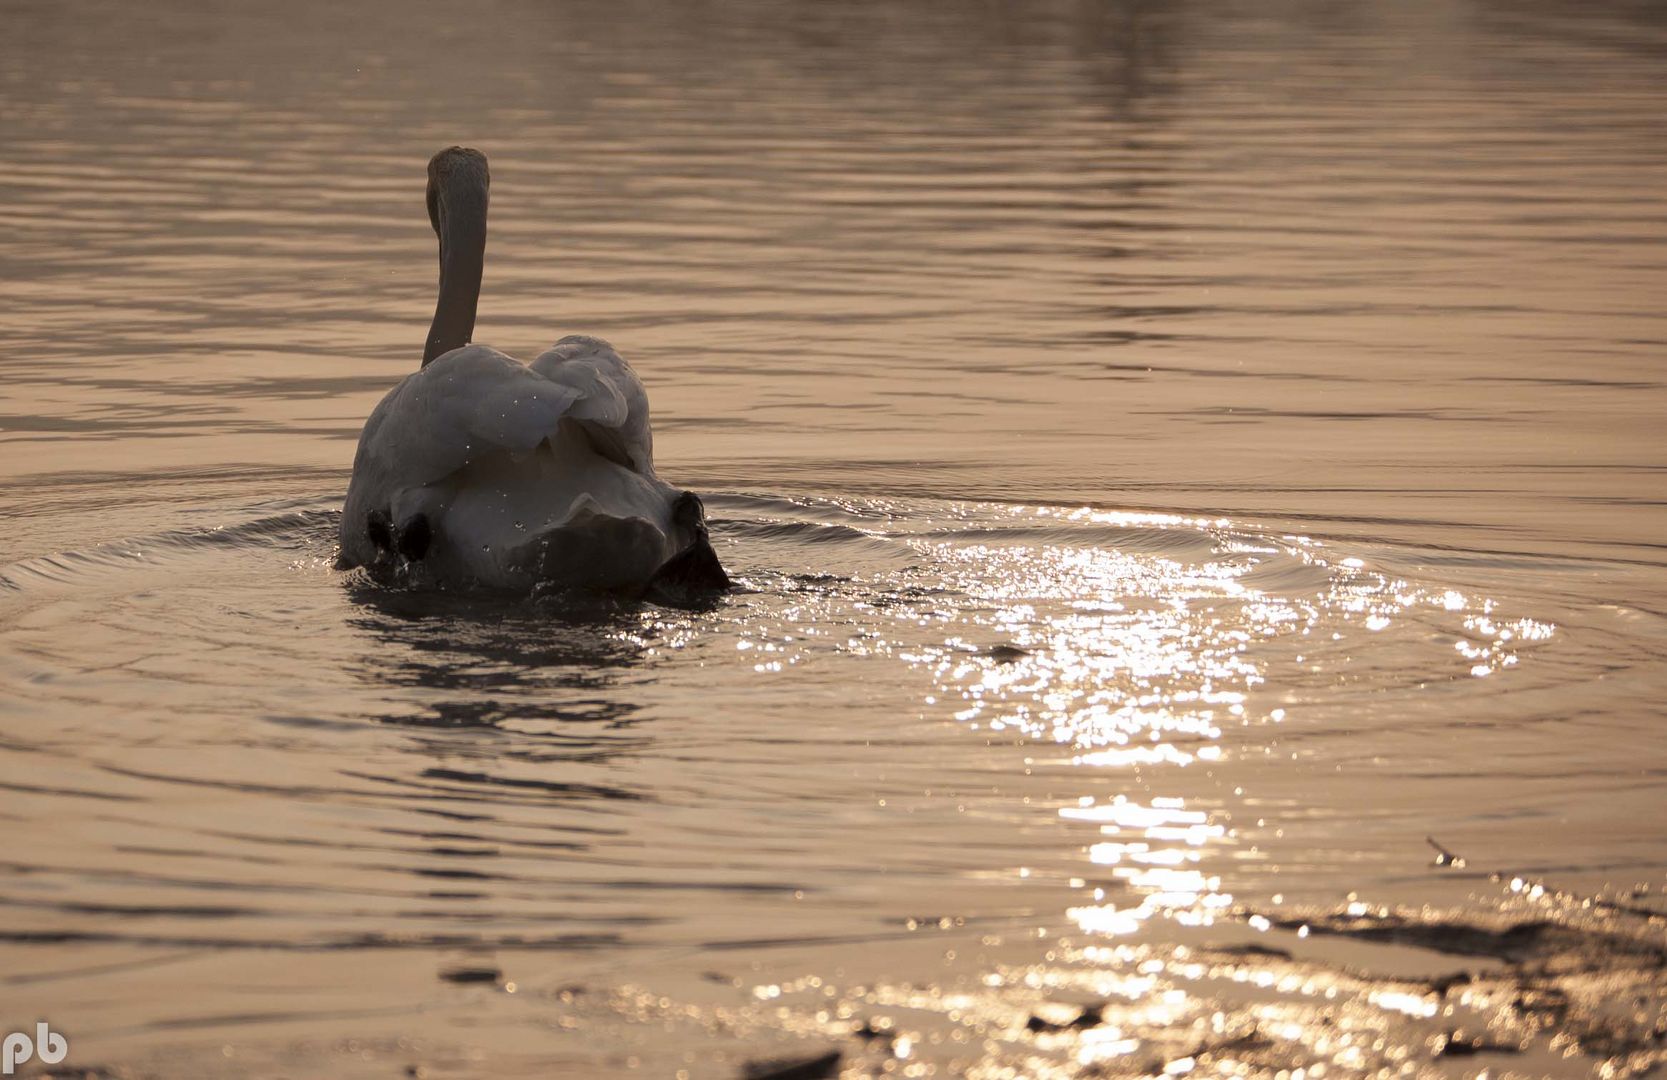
[3,1,1666,1076]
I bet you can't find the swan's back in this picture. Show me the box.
[339,336,701,591]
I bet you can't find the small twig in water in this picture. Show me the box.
[1426,835,1467,869]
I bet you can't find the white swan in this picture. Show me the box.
[338,147,727,595]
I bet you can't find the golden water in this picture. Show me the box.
[3,1,1666,1076]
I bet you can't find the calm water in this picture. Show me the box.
[3,1,1667,1077]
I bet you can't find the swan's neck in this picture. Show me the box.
[424,184,488,366]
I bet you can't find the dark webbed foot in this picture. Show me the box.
[669,491,706,535]
[396,514,431,561]
[650,493,729,599]
[366,508,395,553]
[366,509,431,564]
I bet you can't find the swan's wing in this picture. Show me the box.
[530,335,655,473]
[355,344,584,489]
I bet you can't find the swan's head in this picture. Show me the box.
[426,146,490,238]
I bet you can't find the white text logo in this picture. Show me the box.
[2,1023,67,1075]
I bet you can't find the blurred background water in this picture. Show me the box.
[2,0,1666,1076]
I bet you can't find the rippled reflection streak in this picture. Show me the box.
[900,504,1558,985]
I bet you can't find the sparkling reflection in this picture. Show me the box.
[863,501,1573,1074]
